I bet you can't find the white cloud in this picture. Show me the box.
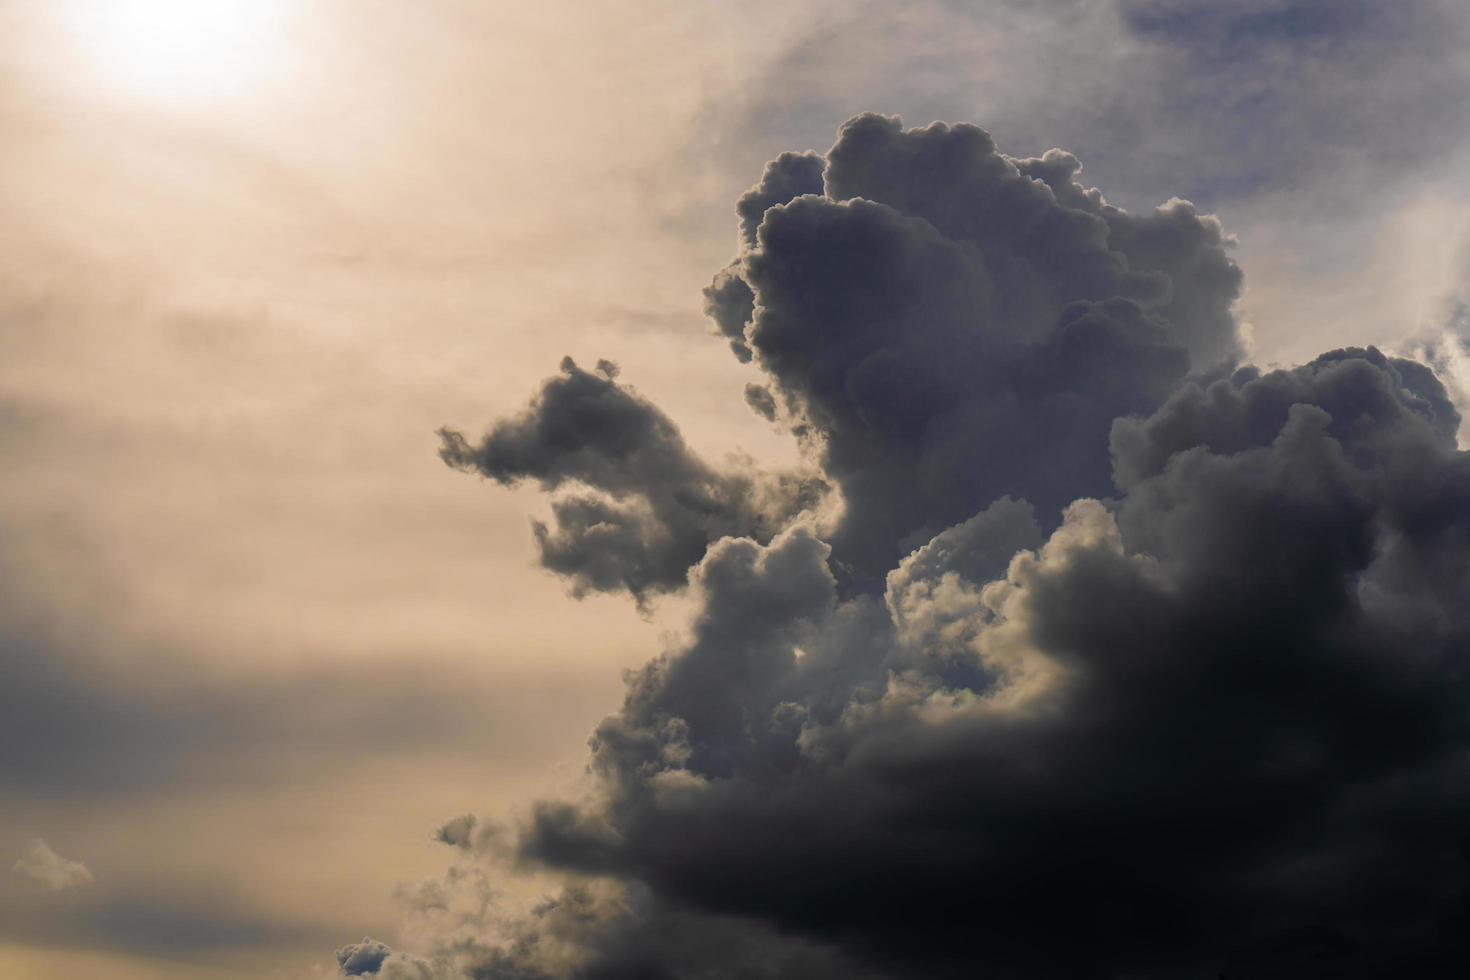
[13,838,93,892]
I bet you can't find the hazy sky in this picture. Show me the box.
[3,2,1470,978]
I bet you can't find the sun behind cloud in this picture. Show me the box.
[59,0,292,105]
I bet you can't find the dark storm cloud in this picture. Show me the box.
[455,890,877,980]
[339,938,395,975]
[705,152,825,362]
[742,383,777,421]
[735,151,826,250]
[505,349,1470,980]
[738,114,1236,582]
[439,356,823,603]
[416,117,1470,979]
[1107,0,1470,199]
[451,116,1239,591]
[701,267,757,362]
[338,937,435,979]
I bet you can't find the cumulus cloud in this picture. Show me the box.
[420,115,1470,978]
[434,814,478,851]
[708,0,1470,221]
[448,114,1240,592]
[1406,269,1470,447]
[744,113,1240,583]
[12,839,92,892]
[337,937,435,979]
[439,356,824,603]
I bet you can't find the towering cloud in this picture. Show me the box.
[337,938,433,980]
[417,116,1470,979]
[449,115,1241,593]
[738,114,1241,583]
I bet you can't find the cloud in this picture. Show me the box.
[338,938,393,975]
[12,839,92,892]
[1415,329,1470,447]
[418,115,1470,978]
[0,618,528,802]
[738,114,1239,583]
[439,356,824,604]
[336,937,435,979]
[512,351,1470,979]
[338,938,391,976]
[450,115,1240,593]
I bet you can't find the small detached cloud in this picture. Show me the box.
[12,838,93,892]
[438,356,824,605]
[433,814,477,851]
[336,937,433,979]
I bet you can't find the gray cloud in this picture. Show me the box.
[412,108,1470,979]
[736,114,1237,583]
[339,938,395,975]
[504,348,1470,979]
[451,116,1241,594]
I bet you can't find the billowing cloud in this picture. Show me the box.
[12,839,92,893]
[449,114,1240,592]
[337,937,434,979]
[338,937,393,975]
[742,114,1240,584]
[417,116,1470,978]
[439,356,824,603]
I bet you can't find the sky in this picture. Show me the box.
[2,1,1470,978]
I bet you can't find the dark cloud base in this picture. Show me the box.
[416,114,1470,979]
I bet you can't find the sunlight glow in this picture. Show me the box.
[63,0,291,104]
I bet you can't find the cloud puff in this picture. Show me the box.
[439,356,823,603]
[12,839,92,892]
[509,349,1470,979]
[338,937,392,975]
[337,937,434,979]
[422,117,1470,978]
[434,814,478,851]
[739,114,1240,583]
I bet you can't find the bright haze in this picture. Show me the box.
[2,2,1469,978]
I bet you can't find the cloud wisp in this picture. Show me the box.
[12,840,92,893]
[418,115,1470,978]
